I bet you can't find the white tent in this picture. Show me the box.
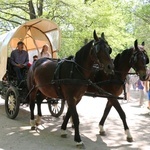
[0,18,61,80]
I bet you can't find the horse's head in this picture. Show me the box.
[130,40,149,81]
[91,30,114,74]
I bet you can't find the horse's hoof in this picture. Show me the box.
[36,123,40,126]
[76,142,85,149]
[127,137,133,142]
[31,126,36,130]
[72,124,75,128]
[61,134,67,138]
[63,115,66,120]
[99,131,106,136]
[61,130,67,138]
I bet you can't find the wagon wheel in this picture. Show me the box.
[5,86,20,119]
[48,99,65,118]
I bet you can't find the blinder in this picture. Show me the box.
[92,39,112,54]
[144,51,149,64]
[90,38,112,68]
[130,50,149,70]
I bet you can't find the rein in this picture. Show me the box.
[30,57,95,89]
[87,80,118,99]
[66,59,94,72]
[51,79,89,85]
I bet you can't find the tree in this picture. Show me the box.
[0,0,149,59]
[134,2,150,56]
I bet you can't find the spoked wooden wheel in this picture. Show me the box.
[48,99,65,118]
[5,86,20,119]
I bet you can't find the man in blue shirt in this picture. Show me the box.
[10,41,29,85]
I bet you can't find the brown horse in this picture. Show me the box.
[27,30,114,148]
[86,40,149,142]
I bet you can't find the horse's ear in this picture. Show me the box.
[134,39,138,49]
[93,30,99,41]
[142,41,145,46]
[101,32,105,40]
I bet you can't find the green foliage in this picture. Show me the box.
[134,2,150,59]
[0,0,149,60]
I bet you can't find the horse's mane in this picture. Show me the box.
[31,57,46,70]
[113,48,132,69]
[66,55,74,60]
[113,53,121,69]
[75,40,93,64]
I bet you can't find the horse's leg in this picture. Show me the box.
[70,105,84,148]
[30,99,36,130]
[35,92,43,126]
[61,108,71,137]
[61,104,84,148]
[108,99,133,142]
[99,100,112,136]
[29,90,37,130]
[99,98,133,142]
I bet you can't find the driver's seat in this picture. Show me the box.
[6,57,17,81]
[6,57,28,86]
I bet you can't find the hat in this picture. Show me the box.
[17,41,24,45]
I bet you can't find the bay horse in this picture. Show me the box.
[87,40,149,142]
[27,30,114,148]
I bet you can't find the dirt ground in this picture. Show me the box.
[0,89,150,150]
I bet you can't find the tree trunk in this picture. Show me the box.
[28,0,36,19]
[37,0,44,16]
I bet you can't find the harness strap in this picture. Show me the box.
[53,59,77,98]
[51,79,89,85]
[23,85,36,103]
[88,80,118,99]
[96,79,124,86]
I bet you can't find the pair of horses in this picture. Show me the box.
[27,30,114,148]
[27,30,149,148]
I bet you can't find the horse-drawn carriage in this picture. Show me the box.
[0,18,65,119]
[0,19,149,147]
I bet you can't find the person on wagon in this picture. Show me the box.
[39,44,52,58]
[33,55,38,63]
[10,41,29,85]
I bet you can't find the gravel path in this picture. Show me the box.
[0,89,150,150]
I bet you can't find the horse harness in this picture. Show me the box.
[52,57,117,99]
[51,57,92,99]
[129,49,148,73]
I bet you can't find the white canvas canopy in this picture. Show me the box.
[0,18,61,80]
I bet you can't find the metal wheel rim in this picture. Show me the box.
[51,100,62,114]
[7,92,17,115]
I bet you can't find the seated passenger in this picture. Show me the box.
[10,41,29,85]
[39,44,52,58]
[33,55,38,63]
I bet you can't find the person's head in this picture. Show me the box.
[17,41,24,50]
[41,44,49,53]
[33,55,38,62]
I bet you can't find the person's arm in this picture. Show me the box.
[145,81,149,92]
[10,51,18,66]
[148,81,150,91]
[23,52,29,66]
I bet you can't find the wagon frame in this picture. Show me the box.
[0,18,65,119]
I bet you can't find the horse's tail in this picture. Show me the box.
[24,84,36,104]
